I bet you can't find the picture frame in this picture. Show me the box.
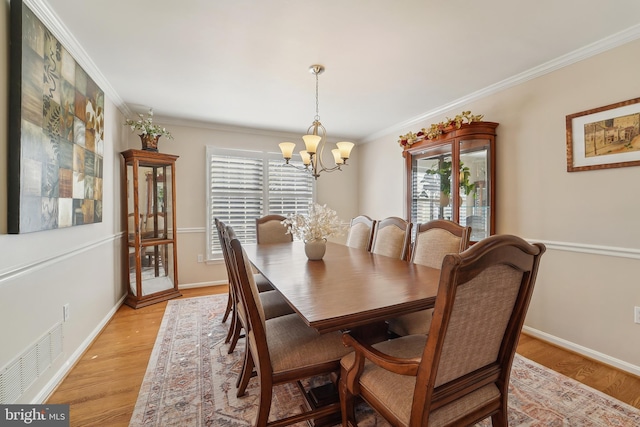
[8,0,105,233]
[566,97,640,172]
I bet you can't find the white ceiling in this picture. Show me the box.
[37,0,640,142]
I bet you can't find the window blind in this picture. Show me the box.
[206,148,314,258]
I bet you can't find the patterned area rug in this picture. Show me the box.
[129,295,640,426]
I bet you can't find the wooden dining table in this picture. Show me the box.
[243,241,442,333]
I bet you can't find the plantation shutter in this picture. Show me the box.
[208,153,263,256]
[206,148,314,259]
[267,159,313,217]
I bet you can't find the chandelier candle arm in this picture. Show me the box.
[278,64,355,180]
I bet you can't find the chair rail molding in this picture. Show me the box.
[526,239,640,260]
[0,234,120,287]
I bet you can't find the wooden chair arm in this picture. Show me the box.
[342,332,421,394]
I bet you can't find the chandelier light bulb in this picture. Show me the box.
[336,141,355,159]
[331,149,344,165]
[300,150,311,166]
[279,142,296,160]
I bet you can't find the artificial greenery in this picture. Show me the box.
[425,159,475,197]
[398,111,484,149]
[124,108,174,139]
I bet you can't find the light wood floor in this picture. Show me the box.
[46,286,640,426]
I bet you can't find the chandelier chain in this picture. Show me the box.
[314,70,320,122]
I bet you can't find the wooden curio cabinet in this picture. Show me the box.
[403,122,498,242]
[121,149,181,308]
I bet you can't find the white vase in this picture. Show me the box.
[304,238,327,261]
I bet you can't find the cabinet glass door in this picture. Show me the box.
[127,163,175,297]
[459,139,490,241]
[411,152,454,224]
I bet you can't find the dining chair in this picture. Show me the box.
[254,214,289,293]
[345,215,376,251]
[214,218,235,324]
[221,224,294,352]
[222,226,301,396]
[410,219,472,267]
[387,219,471,337]
[340,234,546,427]
[227,236,353,426]
[256,214,293,244]
[369,217,412,260]
[215,219,289,348]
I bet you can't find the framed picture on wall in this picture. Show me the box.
[566,97,640,172]
[8,0,105,233]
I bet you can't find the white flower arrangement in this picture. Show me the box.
[124,108,174,139]
[281,203,346,242]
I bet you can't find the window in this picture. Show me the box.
[206,147,314,259]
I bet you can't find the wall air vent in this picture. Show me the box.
[0,323,64,404]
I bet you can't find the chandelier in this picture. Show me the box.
[279,65,354,180]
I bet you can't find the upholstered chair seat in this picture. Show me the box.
[266,313,352,373]
[260,290,295,320]
[341,335,501,426]
[254,272,274,292]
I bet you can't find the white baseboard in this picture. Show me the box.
[179,280,227,289]
[522,326,640,377]
[33,294,128,403]
[32,281,226,403]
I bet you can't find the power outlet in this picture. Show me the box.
[63,304,70,322]
[635,306,640,324]
[197,254,204,263]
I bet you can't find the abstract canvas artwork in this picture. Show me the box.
[8,0,105,233]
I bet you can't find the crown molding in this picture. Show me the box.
[155,115,359,143]
[24,0,131,117]
[363,23,640,143]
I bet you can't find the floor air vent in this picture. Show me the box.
[0,323,63,404]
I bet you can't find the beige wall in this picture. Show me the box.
[123,122,360,287]
[359,39,640,372]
